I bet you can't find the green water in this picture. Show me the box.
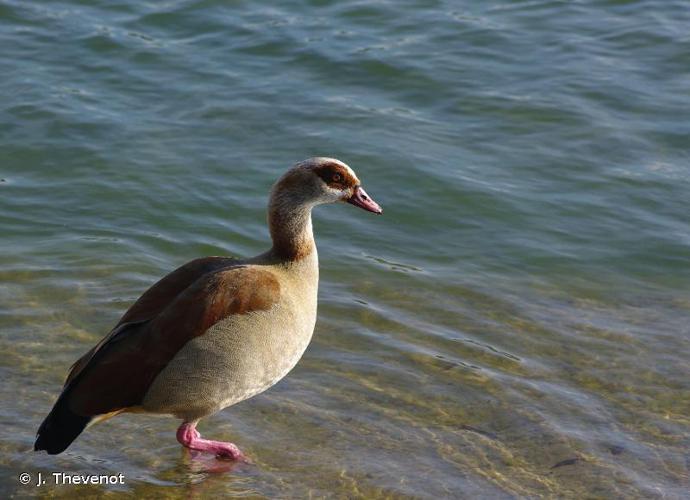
[1,0,689,497]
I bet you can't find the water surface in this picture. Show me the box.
[1,0,689,497]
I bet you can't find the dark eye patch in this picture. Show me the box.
[314,163,354,189]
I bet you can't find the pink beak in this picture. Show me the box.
[347,186,382,214]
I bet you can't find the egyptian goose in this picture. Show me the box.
[34,157,382,460]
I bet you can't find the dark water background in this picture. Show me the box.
[1,0,689,497]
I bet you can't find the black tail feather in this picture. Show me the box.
[34,396,91,455]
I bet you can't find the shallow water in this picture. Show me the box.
[1,0,689,497]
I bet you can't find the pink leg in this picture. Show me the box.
[176,421,246,461]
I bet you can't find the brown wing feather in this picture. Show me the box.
[117,256,240,326]
[64,257,239,386]
[63,265,281,416]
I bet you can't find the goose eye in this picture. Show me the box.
[332,173,341,182]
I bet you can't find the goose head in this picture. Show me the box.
[270,157,382,214]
